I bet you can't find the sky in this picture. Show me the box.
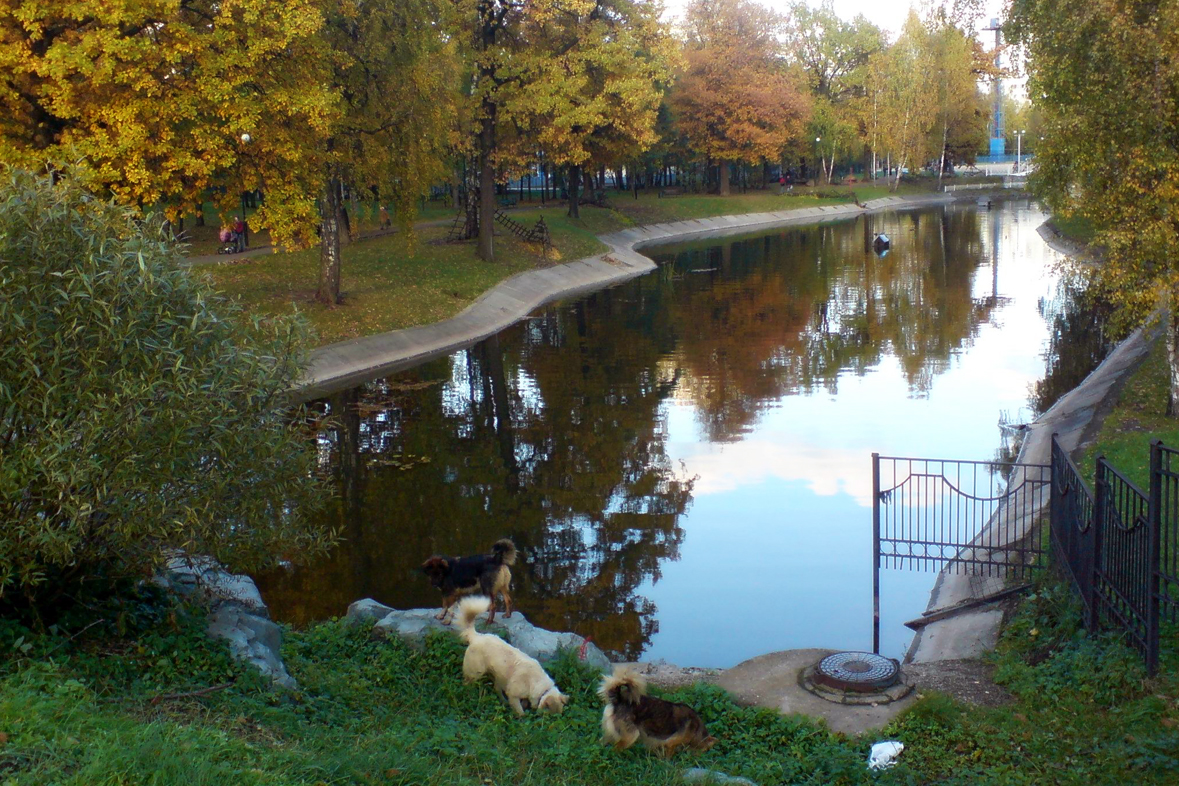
[661,0,1025,99]
[661,0,1009,42]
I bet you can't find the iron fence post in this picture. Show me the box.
[1049,434,1059,557]
[1147,441,1163,675]
[1091,457,1107,631]
[872,452,881,655]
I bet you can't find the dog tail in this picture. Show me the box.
[598,666,646,706]
[492,538,517,566]
[455,596,489,643]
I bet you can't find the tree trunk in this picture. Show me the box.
[195,205,205,227]
[477,104,496,261]
[316,175,342,306]
[719,160,730,196]
[476,3,497,263]
[339,195,352,247]
[567,164,581,219]
[938,121,949,187]
[1168,307,1179,417]
[452,167,462,211]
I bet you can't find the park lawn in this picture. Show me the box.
[1077,335,1179,488]
[203,206,630,345]
[1049,213,1098,246]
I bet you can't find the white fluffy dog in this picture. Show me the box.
[455,596,568,716]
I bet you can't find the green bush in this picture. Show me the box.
[0,169,335,610]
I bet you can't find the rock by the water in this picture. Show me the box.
[363,603,611,672]
[682,768,758,786]
[207,605,296,689]
[158,556,294,689]
[345,598,396,626]
[163,556,267,613]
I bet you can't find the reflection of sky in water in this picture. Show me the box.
[640,201,1062,665]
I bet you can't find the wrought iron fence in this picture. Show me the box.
[1153,443,1179,624]
[872,454,1050,652]
[876,438,1178,674]
[874,455,1050,575]
[1050,438,1095,621]
[1093,458,1156,668]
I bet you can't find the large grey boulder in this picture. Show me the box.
[163,556,267,612]
[206,605,296,689]
[357,601,611,672]
[345,598,396,626]
[158,556,294,689]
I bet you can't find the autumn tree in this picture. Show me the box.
[672,0,810,195]
[785,1,883,103]
[314,0,458,305]
[925,14,988,182]
[0,0,336,248]
[1009,0,1179,412]
[506,0,676,219]
[878,13,936,191]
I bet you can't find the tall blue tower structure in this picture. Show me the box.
[984,18,1005,156]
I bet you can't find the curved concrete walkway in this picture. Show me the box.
[299,193,954,399]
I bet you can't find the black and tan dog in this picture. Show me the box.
[421,538,516,624]
[599,666,716,757]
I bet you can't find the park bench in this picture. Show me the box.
[497,194,519,209]
[658,187,684,198]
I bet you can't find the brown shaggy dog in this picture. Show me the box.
[598,666,716,757]
[421,538,516,624]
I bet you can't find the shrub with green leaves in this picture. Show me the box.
[0,169,335,608]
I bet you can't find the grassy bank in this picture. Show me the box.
[1077,335,1177,486]
[3,577,1177,785]
[200,184,923,346]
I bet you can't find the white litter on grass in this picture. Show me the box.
[867,741,904,771]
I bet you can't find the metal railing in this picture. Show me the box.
[875,438,1177,674]
[1153,443,1179,624]
[1048,435,1177,674]
[872,454,1050,652]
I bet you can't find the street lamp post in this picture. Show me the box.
[814,136,821,185]
[239,133,252,248]
[1015,130,1025,173]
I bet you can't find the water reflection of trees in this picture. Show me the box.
[260,205,1020,658]
[1031,270,1113,416]
[656,207,996,441]
[258,289,693,659]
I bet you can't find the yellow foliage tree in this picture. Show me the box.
[505,0,677,218]
[0,0,337,248]
[671,0,810,195]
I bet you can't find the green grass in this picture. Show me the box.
[201,207,617,345]
[1049,214,1098,246]
[3,580,1177,785]
[1078,334,1178,488]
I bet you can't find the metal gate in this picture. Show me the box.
[872,454,1051,652]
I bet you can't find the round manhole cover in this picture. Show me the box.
[812,652,900,693]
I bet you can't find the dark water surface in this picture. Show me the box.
[258,199,1109,667]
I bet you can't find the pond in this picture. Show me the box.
[257,198,1110,668]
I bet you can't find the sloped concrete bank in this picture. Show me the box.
[298,193,956,399]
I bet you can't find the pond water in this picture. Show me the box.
[257,199,1110,667]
